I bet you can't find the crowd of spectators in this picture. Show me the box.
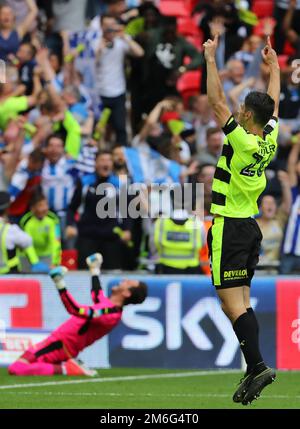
[1,0,300,274]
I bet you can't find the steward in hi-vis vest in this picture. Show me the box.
[0,192,48,274]
[154,210,205,274]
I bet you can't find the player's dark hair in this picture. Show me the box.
[123,282,148,306]
[244,91,275,128]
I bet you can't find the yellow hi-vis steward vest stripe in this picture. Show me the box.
[154,217,202,269]
[0,222,19,274]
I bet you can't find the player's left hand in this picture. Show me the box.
[203,34,219,62]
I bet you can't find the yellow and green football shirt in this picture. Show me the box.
[0,96,29,130]
[20,211,61,266]
[211,115,278,218]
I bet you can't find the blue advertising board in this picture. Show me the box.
[108,276,276,369]
[0,274,277,369]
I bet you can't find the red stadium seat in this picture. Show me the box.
[278,54,289,69]
[253,17,276,37]
[184,0,199,14]
[159,0,190,17]
[283,41,296,56]
[177,70,202,106]
[252,1,274,18]
[177,19,204,50]
[61,249,78,270]
[177,70,201,93]
[177,17,199,37]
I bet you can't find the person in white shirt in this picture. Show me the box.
[95,14,144,146]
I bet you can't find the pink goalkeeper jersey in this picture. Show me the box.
[50,289,122,358]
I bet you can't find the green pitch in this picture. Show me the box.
[0,368,300,409]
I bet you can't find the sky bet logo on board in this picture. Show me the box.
[108,278,255,369]
[108,277,276,369]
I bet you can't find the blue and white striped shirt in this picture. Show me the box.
[283,186,300,256]
[41,157,77,214]
[75,141,97,176]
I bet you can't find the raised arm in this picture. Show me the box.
[119,30,144,57]
[61,110,81,159]
[91,273,104,304]
[126,35,144,57]
[59,288,96,319]
[35,48,64,108]
[181,39,204,70]
[261,37,280,118]
[17,0,38,39]
[203,35,232,128]
[9,159,28,201]
[52,274,118,322]
[277,170,292,215]
[50,266,105,319]
[283,0,297,33]
[136,99,175,143]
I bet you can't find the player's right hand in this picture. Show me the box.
[261,36,279,67]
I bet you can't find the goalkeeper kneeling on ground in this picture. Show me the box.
[8,253,147,376]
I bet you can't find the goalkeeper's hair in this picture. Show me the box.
[123,282,148,306]
[245,91,275,128]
